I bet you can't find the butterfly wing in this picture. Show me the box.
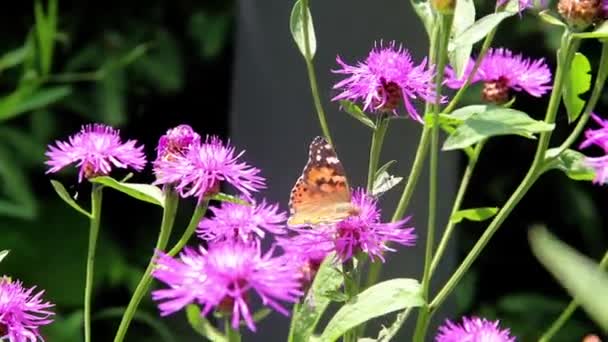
[287,136,356,227]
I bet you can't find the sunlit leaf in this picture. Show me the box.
[544,148,595,181]
[410,0,436,38]
[89,176,165,207]
[372,172,403,197]
[563,53,591,122]
[450,12,514,53]
[450,207,499,224]
[539,10,566,27]
[448,0,475,78]
[290,0,317,59]
[0,250,10,264]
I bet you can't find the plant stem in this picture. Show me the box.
[430,141,484,276]
[167,199,209,257]
[413,13,452,342]
[84,184,103,342]
[301,0,332,144]
[552,41,608,157]
[343,259,360,342]
[113,189,179,342]
[225,318,242,342]
[442,28,497,114]
[539,250,608,342]
[367,117,390,191]
[430,30,577,313]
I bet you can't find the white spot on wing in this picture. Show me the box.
[326,156,339,164]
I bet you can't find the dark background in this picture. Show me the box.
[0,0,606,341]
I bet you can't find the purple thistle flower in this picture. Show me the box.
[603,0,608,17]
[287,189,416,263]
[155,124,201,162]
[580,113,608,184]
[436,316,516,342]
[152,242,302,332]
[445,48,552,103]
[496,0,537,13]
[45,124,146,182]
[276,233,334,287]
[0,277,54,342]
[198,199,287,243]
[154,135,265,200]
[332,41,439,122]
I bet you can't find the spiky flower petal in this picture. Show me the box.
[436,316,516,342]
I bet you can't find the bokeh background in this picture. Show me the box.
[0,0,606,341]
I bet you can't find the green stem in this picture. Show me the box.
[366,117,390,191]
[84,184,103,342]
[430,141,484,276]
[343,259,360,342]
[413,13,452,342]
[167,199,209,257]
[113,189,179,342]
[552,42,608,157]
[301,0,332,144]
[430,30,577,313]
[539,250,608,342]
[225,318,242,342]
[442,28,497,114]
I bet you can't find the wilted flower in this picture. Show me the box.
[332,41,438,122]
[154,135,265,200]
[198,199,287,243]
[558,0,602,29]
[0,277,54,342]
[152,242,302,332]
[155,124,201,162]
[445,48,552,103]
[287,189,416,263]
[580,113,608,184]
[45,124,146,182]
[435,316,516,342]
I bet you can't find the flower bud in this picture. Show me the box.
[558,0,601,30]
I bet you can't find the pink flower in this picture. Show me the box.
[580,113,608,184]
[436,316,516,342]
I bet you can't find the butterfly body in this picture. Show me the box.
[287,136,359,227]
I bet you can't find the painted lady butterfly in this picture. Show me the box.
[287,136,359,227]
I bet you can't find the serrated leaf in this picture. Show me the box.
[89,176,165,207]
[442,108,554,150]
[544,148,595,181]
[186,305,226,341]
[410,0,436,38]
[450,12,514,52]
[339,100,376,129]
[539,10,566,27]
[372,172,403,197]
[50,180,92,218]
[449,0,475,78]
[211,193,250,205]
[529,227,608,331]
[0,250,10,263]
[288,254,343,342]
[450,207,498,224]
[563,53,591,122]
[318,278,424,342]
[290,0,316,59]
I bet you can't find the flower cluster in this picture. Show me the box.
[0,277,54,342]
[435,316,516,342]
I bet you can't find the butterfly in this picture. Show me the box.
[287,136,359,227]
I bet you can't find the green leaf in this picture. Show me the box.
[449,104,491,120]
[95,70,126,125]
[94,307,177,342]
[544,148,595,181]
[289,254,343,342]
[442,108,554,150]
[563,53,591,122]
[42,311,83,342]
[538,10,566,27]
[318,278,424,342]
[89,176,165,207]
[290,0,317,59]
[0,146,37,219]
[374,160,397,180]
[372,172,403,197]
[0,250,10,263]
[339,100,376,129]
[0,44,32,72]
[450,207,498,224]
[211,192,250,205]
[131,30,183,92]
[0,86,72,122]
[50,180,92,218]
[186,305,226,342]
[448,0,475,78]
[529,227,608,331]
[450,12,514,52]
[189,11,231,60]
[410,0,436,38]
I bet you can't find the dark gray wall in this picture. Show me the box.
[230,1,457,340]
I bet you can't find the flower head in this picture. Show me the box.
[496,0,538,13]
[0,277,54,342]
[154,136,265,199]
[332,41,438,122]
[287,189,416,263]
[435,316,515,342]
[155,124,201,162]
[580,113,608,184]
[152,242,302,332]
[45,124,146,182]
[198,199,287,243]
[445,48,552,103]
[558,0,602,29]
